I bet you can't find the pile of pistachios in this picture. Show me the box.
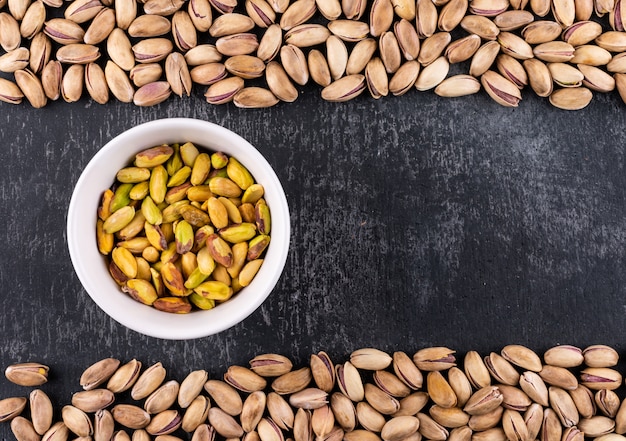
[97,142,271,313]
[1,345,626,441]
[1,0,626,108]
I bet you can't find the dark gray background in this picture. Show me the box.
[0,87,624,415]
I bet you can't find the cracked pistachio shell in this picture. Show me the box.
[64,0,104,23]
[165,52,192,97]
[311,352,335,393]
[394,20,420,61]
[130,63,162,87]
[245,0,275,26]
[562,21,602,45]
[6,364,49,387]
[439,0,469,31]
[496,54,528,88]
[524,58,553,96]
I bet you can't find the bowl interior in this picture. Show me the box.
[67,118,290,340]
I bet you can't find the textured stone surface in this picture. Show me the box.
[0,89,625,417]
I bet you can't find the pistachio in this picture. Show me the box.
[327,19,370,42]
[321,74,366,101]
[84,8,116,44]
[128,15,171,37]
[207,408,243,439]
[143,0,185,15]
[563,21,603,45]
[0,47,30,73]
[11,416,39,441]
[85,62,109,104]
[41,422,69,441]
[130,63,163,87]
[105,60,135,102]
[132,38,173,63]
[461,15,500,40]
[6,363,49,387]
[204,380,243,416]
[72,389,115,413]
[519,370,549,406]
[357,401,387,432]
[317,0,342,19]
[330,392,357,432]
[146,410,182,436]
[0,397,27,422]
[14,68,47,108]
[172,10,197,51]
[279,0,316,29]
[133,81,171,106]
[495,54,527,88]
[30,390,53,435]
[524,58,553,96]
[470,40,501,77]
[416,0,438,37]
[225,366,267,393]
[108,359,142,393]
[267,392,295,430]
[596,31,626,52]
[112,405,150,430]
[580,367,623,390]
[41,60,61,100]
[498,31,534,59]
[64,0,104,23]
[181,396,211,433]
[131,362,166,401]
[257,24,282,62]
[289,388,329,410]
[494,10,534,30]
[548,62,584,86]
[415,56,450,90]
[469,0,510,15]
[446,34,481,63]
[484,352,521,384]
[0,13,20,51]
[418,32,452,66]
[463,386,503,415]
[436,74,482,97]
[417,412,449,441]
[311,352,335,393]
[522,20,562,44]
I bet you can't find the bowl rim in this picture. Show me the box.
[67,118,290,340]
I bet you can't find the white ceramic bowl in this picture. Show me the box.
[67,118,290,340]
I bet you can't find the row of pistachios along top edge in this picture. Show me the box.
[1,345,626,441]
[98,142,271,313]
[1,0,626,109]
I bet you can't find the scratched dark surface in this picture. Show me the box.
[0,87,625,419]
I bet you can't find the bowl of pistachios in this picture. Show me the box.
[67,118,290,340]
